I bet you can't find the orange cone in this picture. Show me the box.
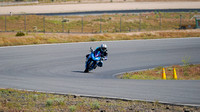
[162,68,166,80]
[173,68,178,80]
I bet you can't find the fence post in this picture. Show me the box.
[139,13,141,31]
[189,11,192,19]
[62,16,64,33]
[180,15,182,29]
[5,15,7,32]
[120,16,122,32]
[160,14,162,29]
[100,16,102,33]
[24,14,26,32]
[43,16,45,33]
[81,17,83,33]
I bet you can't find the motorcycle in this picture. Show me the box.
[84,47,107,73]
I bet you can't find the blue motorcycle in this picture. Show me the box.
[84,47,107,73]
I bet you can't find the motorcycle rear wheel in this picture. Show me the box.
[84,68,89,73]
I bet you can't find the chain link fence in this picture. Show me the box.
[0,13,197,33]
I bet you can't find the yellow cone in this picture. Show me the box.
[173,68,178,80]
[162,68,166,80]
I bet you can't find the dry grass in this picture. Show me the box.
[0,29,200,46]
[0,88,199,111]
[2,0,200,3]
[135,0,200,1]
[118,64,200,80]
[0,12,198,33]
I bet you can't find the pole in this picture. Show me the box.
[81,17,83,33]
[139,13,141,31]
[24,14,26,32]
[180,15,182,29]
[62,17,64,33]
[43,16,45,33]
[100,16,102,33]
[5,15,6,32]
[120,16,122,32]
[160,14,162,29]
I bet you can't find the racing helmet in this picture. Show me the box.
[100,44,107,52]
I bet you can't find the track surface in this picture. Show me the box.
[0,38,200,106]
[1,2,200,15]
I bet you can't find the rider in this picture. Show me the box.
[93,44,108,60]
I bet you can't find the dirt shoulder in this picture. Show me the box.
[1,2,200,15]
[0,88,199,111]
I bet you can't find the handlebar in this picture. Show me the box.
[90,47,94,53]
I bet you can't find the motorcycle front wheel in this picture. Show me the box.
[84,58,96,73]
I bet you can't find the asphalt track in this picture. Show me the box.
[0,38,200,106]
[1,2,200,15]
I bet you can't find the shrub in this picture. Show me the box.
[55,98,65,105]
[33,26,37,32]
[91,102,100,110]
[16,32,25,36]
[69,105,76,112]
[46,99,53,107]
[90,37,97,41]
[154,66,163,71]
[167,67,173,71]
[62,18,69,22]
[33,95,38,101]
[182,56,191,66]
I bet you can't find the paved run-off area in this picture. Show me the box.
[1,2,200,15]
